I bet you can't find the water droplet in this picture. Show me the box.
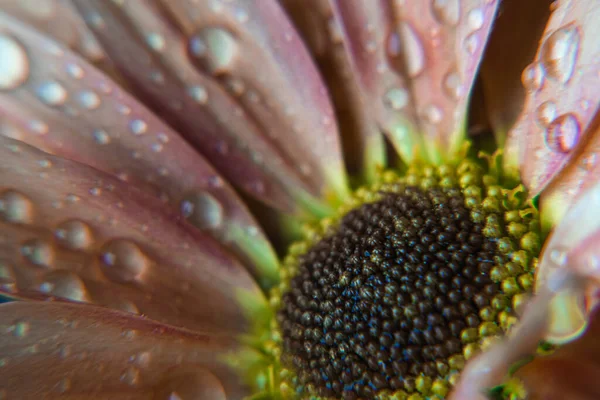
[225,77,245,96]
[0,190,34,223]
[89,187,102,196]
[100,240,149,283]
[21,239,54,268]
[66,63,84,79]
[0,262,16,290]
[130,351,152,367]
[151,143,163,153]
[130,119,148,135]
[422,104,443,124]
[54,220,94,250]
[467,8,484,31]
[117,104,131,115]
[464,33,479,54]
[540,25,580,84]
[29,120,49,135]
[431,0,460,26]
[37,81,68,106]
[327,17,344,44]
[234,8,249,23]
[521,62,545,92]
[93,129,111,145]
[86,12,105,29]
[78,90,101,110]
[121,366,140,386]
[0,35,29,90]
[12,320,29,337]
[58,344,72,359]
[39,271,89,302]
[545,113,581,153]
[443,70,463,99]
[146,33,165,52]
[187,85,208,104]
[384,87,409,110]
[180,192,224,230]
[399,23,425,77]
[188,28,238,75]
[535,101,557,127]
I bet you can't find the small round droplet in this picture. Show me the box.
[431,0,460,26]
[399,22,425,77]
[540,25,580,84]
[467,8,484,31]
[384,87,409,110]
[93,129,110,145]
[521,62,545,92]
[188,28,238,75]
[66,63,84,79]
[21,239,54,268]
[535,101,557,127]
[12,320,30,337]
[100,240,149,283]
[180,192,224,231]
[0,35,29,90]
[121,366,140,386]
[0,190,34,223]
[54,219,94,250]
[146,33,166,52]
[37,81,68,106]
[545,113,581,153]
[130,119,148,135]
[443,70,463,99]
[39,271,89,302]
[423,104,443,124]
[187,85,208,104]
[78,90,101,110]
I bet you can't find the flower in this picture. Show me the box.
[0,0,599,399]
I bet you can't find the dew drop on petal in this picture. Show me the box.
[399,22,425,77]
[467,8,484,31]
[121,366,140,386]
[0,34,29,90]
[0,190,34,224]
[93,129,111,145]
[54,219,94,250]
[100,240,149,283]
[78,90,101,110]
[422,104,443,124]
[0,262,16,290]
[37,81,68,106]
[187,85,208,104]
[535,100,557,127]
[442,70,463,99]
[384,87,409,110]
[21,239,54,268]
[180,192,224,231]
[130,119,148,135]
[11,320,30,337]
[521,62,545,92]
[146,32,166,52]
[431,0,460,26]
[66,63,84,79]
[39,271,89,303]
[545,113,581,153]
[540,24,580,84]
[188,28,238,75]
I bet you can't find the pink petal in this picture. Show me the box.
[504,0,600,197]
[0,137,266,334]
[0,301,251,399]
[71,0,349,214]
[282,0,499,165]
[478,0,551,146]
[0,12,279,286]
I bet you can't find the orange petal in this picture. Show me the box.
[283,0,500,165]
[504,0,600,197]
[0,301,252,399]
[0,11,279,286]
[0,137,266,334]
[71,0,349,214]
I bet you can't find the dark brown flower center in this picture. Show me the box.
[278,186,507,399]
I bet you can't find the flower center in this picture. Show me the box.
[265,157,541,399]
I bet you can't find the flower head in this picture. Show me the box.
[0,0,599,399]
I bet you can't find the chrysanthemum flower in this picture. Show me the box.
[0,0,599,399]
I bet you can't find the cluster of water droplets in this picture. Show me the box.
[522,24,583,154]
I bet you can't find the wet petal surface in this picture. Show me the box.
[0,137,266,334]
[0,11,279,287]
[505,0,600,196]
[282,0,499,165]
[0,301,252,399]
[71,0,349,215]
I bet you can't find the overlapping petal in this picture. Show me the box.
[0,11,279,287]
[0,136,267,334]
[281,0,499,166]
[504,0,600,197]
[0,302,253,399]
[70,0,349,217]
